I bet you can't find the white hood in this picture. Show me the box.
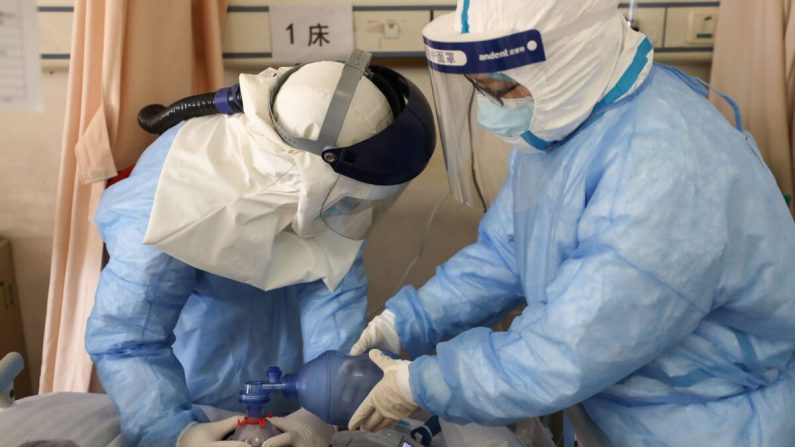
[453,0,652,145]
[143,63,392,291]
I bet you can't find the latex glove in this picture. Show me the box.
[348,349,417,432]
[176,416,249,447]
[350,310,400,356]
[261,409,334,447]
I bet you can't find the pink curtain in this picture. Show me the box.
[710,0,795,215]
[40,0,227,394]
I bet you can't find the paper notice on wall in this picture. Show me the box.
[270,3,354,63]
[0,0,42,111]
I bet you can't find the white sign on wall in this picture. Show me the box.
[270,3,354,63]
[0,0,42,110]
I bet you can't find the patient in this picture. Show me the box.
[85,53,433,447]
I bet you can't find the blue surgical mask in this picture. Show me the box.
[476,94,534,139]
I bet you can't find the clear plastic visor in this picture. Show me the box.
[422,17,547,208]
[427,70,521,208]
[320,174,407,240]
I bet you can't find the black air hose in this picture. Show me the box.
[137,84,244,134]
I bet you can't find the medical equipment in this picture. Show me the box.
[333,417,525,447]
[0,352,23,409]
[626,0,639,30]
[348,349,416,432]
[244,350,387,426]
[137,85,244,134]
[331,427,424,447]
[226,381,281,445]
[0,391,449,447]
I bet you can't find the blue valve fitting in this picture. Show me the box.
[267,367,282,384]
[240,380,271,420]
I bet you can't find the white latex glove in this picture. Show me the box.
[261,409,334,447]
[348,349,417,432]
[349,310,400,356]
[177,416,249,447]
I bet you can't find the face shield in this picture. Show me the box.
[319,176,406,239]
[269,50,436,239]
[422,13,547,208]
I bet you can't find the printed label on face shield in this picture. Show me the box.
[425,47,468,67]
[424,29,546,74]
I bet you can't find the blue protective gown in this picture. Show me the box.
[387,64,795,446]
[85,124,368,447]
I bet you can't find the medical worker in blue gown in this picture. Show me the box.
[348,1,795,445]
[85,52,434,447]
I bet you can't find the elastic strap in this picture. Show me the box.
[707,82,744,131]
[317,49,372,148]
[660,65,744,131]
[270,49,372,155]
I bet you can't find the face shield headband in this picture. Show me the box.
[424,28,547,75]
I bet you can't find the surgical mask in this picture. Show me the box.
[476,94,534,139]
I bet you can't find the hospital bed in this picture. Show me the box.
[0,394,437,446]
[0,353,446,447]
[0,353,570,447]
[0,391,449,447]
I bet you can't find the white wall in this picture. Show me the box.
[0,70,67,391]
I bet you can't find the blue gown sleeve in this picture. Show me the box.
[406,144,718,425]
[297,248,368,362]
[85,124,207,447]
[386,168,526,359]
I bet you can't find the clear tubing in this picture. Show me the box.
[627,0,639,28]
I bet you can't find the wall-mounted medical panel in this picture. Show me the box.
[37,0,722,70]
[665,6,719,48]
[354,11,430,56]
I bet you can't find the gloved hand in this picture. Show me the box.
[349,310,400,356]
[261,409,334,447]
[348,350,417,432]
[176,416,249,447]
